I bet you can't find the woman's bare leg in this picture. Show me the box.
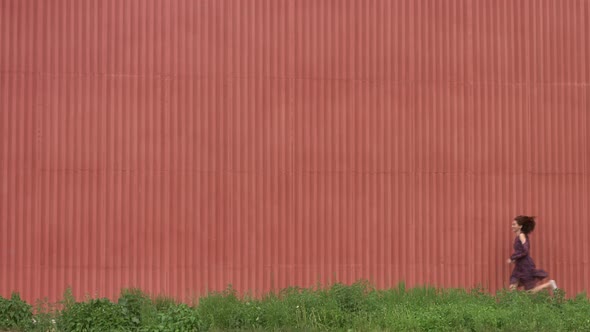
[528,280,558,294]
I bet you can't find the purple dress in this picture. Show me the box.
[509,235,548,290]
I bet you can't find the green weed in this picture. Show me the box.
[1,281,589,331]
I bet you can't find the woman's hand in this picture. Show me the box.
[506,259,512,264]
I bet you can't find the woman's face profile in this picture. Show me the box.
[511,220,522,234]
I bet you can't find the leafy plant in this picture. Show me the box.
[117,288,157,329]
[0,293,33,331]
[58,298,129,332]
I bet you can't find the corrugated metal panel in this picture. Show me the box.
[1,0,589,303]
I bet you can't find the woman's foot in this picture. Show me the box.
[549,280,558,290]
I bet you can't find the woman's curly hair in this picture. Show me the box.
[514,215,536,234]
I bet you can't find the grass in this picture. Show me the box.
[1,280,590,331]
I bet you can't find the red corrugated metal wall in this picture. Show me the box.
[1,0,589,303]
